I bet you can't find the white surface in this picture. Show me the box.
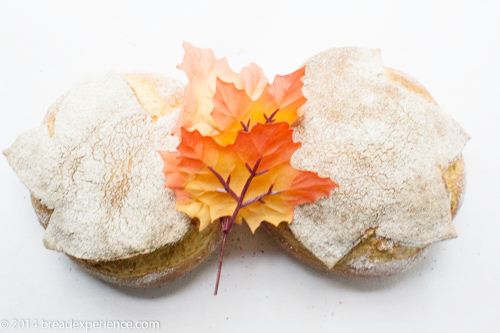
[0,1,498,332]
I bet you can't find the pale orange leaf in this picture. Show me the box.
[210,67,307,146]
[173,42,269,139]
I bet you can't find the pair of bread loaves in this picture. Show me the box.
[3,47,469,287]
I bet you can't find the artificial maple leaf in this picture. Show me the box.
[159,122,338,233]
[173,42,269,138]
[210,66,307,146]
[162,43,337,294]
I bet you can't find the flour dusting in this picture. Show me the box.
[290,48,470,268]
[4,72,190,260]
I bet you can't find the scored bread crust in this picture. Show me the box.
[263,61,467,277]
[25,72,223,287]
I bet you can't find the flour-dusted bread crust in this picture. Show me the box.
[4,72,223,287]
[264,155,465,277]
[264,48,469,277]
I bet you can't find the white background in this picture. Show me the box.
[1,1,499,332]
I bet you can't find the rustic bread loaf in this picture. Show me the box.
[264,48,469,277]
[5,72,222,287]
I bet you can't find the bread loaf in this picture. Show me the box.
[264,48,469,277]
[4,72,222,287]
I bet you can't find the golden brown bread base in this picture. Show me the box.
[263,67,466,277]
[30,73,223,287]
[32,195,222,287]
[69,219,222,287]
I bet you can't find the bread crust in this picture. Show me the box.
[27,73,223,287]
[264,154,465,277]
[264,64,467,277]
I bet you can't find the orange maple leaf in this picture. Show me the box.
[159,122,338,233]
[173,42,268,138]
[210,66,307,146]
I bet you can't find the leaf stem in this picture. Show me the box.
[214,217,230,295]
[240,119,251,132]
[209,157,282,295]
[208,166,239,201]
[241,184,284,208]
[264,108,280,123]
